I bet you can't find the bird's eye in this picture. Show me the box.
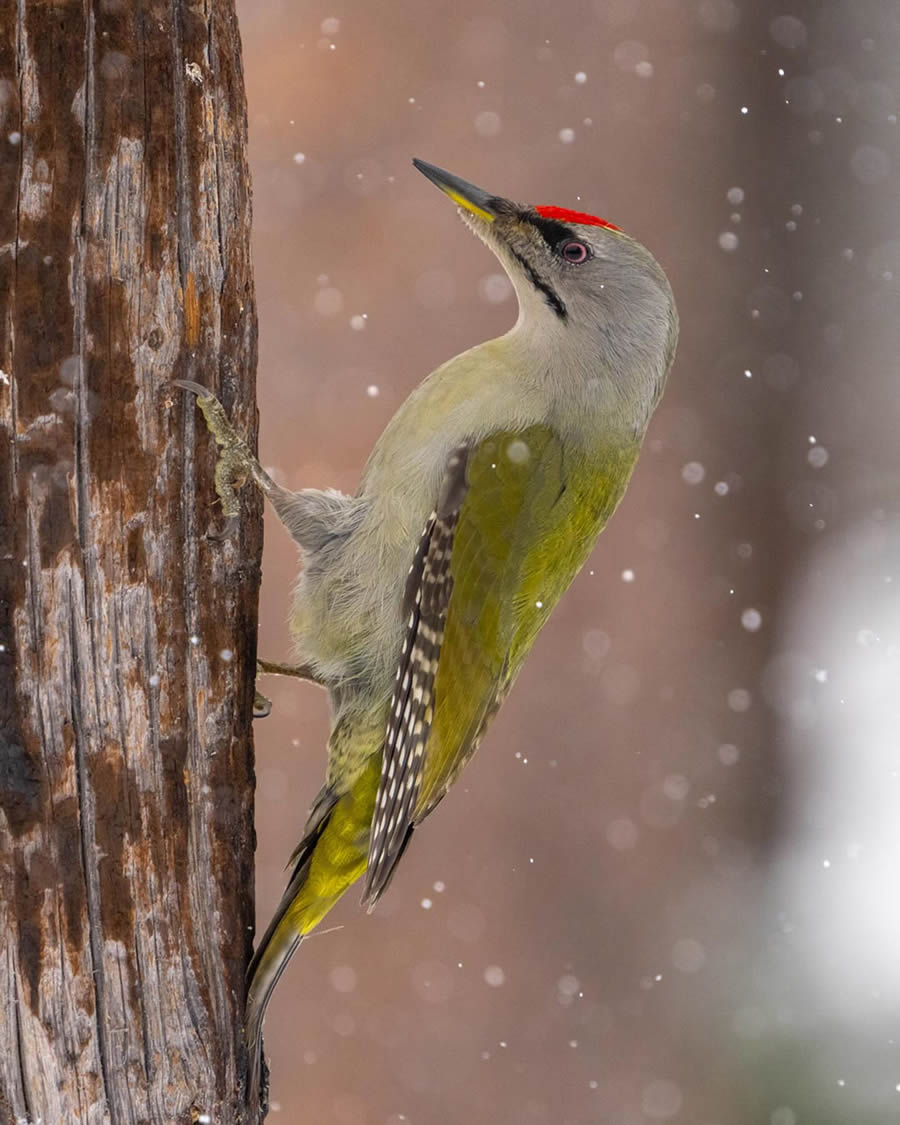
[560,240,589,264]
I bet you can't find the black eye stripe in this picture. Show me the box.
[528,213,574,249]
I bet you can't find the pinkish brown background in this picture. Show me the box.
[237,1,900,1122]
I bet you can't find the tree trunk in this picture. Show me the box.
[0,1,262,1121]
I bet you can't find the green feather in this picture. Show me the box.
[418,424,638,813]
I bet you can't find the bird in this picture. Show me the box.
[178,157,678,1108]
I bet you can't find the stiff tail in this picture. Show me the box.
[245,758,380,1109]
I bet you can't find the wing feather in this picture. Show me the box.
[362,447,468,906]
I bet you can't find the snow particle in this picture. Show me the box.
[483,965,506,987]
[605,817,639,851]
[851,144,891,185]
[718,231,739,251]
[474,110,502,137]
[740,608,762,632]
[557,973,581,998]
[478,272,513,304]
[807,444,829,468]
[320,16,340,35]
[769,15,807,49]
[681,461,706,485]
[350,314,367,331]
[770,1110,797,1125]
[558,127,576,143]
[727,688,752,712]
[726,186,745,205]
[671,938,706,974]
[329,965,357,993]
[574,71,587,84]
[292,152,306,165]
[613,40,649,73]
[641,1078,683,1119]
[506,439,531,464]
[366,384,380,398]
[717,743,740,766]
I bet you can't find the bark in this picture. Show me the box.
[0,1,262,1122]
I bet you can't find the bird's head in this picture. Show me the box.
[413,159,677,424]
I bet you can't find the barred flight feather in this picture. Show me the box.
[362,447,468,907]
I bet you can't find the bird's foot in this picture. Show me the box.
[175,380,264,524]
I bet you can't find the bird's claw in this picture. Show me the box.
[175,379,256,531]
[253,689,273,719]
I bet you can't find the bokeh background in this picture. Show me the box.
[236,1,900,1121]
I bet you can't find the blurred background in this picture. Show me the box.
[236,1,900,1121]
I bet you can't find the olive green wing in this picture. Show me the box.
[362,425,630,907]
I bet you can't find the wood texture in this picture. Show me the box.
[0,1,262,1120]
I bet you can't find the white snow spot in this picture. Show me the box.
[769,15,807,49]
[726,186,745,205]
[741,608,762,632]
[366,384,380,398]
[478,272,513,304]
[558,127,576,143]
[292,152,306,165]
[718,743,740,766]
[718,231,739,251]
[621,569,635,583]
[350,313,367,331]
[483,965,506,987]
[320,16,340,35]
[851,144,891,185]
[728,687,752,712]
[474,110,502,137]
[574,71,587,84]
[681,461,705,485]
[641,1077,683,1119]
[671,938,706,973]
[808,444,829,468]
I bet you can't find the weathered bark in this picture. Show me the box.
[0,1,262,1122]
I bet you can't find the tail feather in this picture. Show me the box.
[245,801,335,1113]
[245,757,381,1110]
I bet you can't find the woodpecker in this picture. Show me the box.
[178,158,678,1107]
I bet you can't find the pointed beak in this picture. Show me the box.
[413,158,499,224]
